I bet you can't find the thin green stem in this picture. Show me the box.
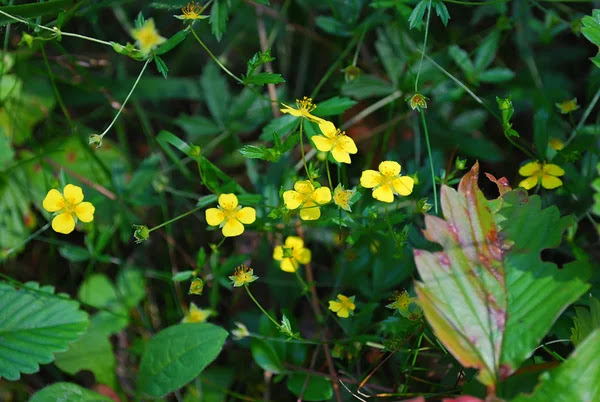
[41,44,72,124]
[414,0,432,93]
[352,27,366,66]
[420,109,438,214]
[3,223,51,258]
[99,58,150,140]
[564,85,600,147]
[299,121,311,181]
[148,205,204,233]
[310,34,359,99]
[244,284,281,329]
[190,28,243,84]
[325,159,333,189]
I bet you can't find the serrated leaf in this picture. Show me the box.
[512,329,600,402]
[138,323,228,397]
[154,56,168,79]
[570,297,600,346]
[478,67,515,83]
[432,0,450,26]
[449,45,474,76]
[414,163,590,388]
[0,282,89,380]
[30,382,112,402]
[210,0,229,41]
[243,72,285,86]
[408,0,428,29]
[259,114,298,140]
[474,31,499,73]
[312,96,357,117]
[341,74,394,99]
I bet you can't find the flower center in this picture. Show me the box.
[182,2,203,18]
[296,96,316,113]
[222,205,242,220]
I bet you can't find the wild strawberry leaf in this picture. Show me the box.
[413,163,590,390]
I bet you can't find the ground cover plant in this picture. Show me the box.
[1,0,600,400]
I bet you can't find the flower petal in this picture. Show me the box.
[285,236,304,249]
[312,187,332,204]
[273,245,284,261]
[360,170,383,188]
[378,161,401,177]
[43,189,65,212]
[300,203,321,220]
[222,218,244,237]
[337,308,350,318]
[205,208,225,226]
[236,207,256,224]
[63,184,84,205]
[372,184,394,203]
[392,176,414,196]
[518,161,541,176]
[543,164,565,176]
[74,202,95,223]
[218,193,238,211]
[339,136,357,154]
[541,174,563,189]
[283,190,303,210]
[280,258,298,273]
[518,175,539,190]
[328,301,342,313]
[295,248,311,264]
[294,180,314,194]
[331,146,351,164]
[317,121,337,138]
[280,104,303,117]
[312,135,334,152]
[52,212,75,234]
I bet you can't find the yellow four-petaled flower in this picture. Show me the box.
[328,294,356,318]
[360,161,414,203]
[131,19,166,55]
[311,121,358,164]
[175,2,208,21]
[205,194,256,237]
[333,184,355,212]
[43,184,95,234]
[229,265,258,287]
[280,96,325,123]
[283,180,331,220]
[518,161,565,190]
[273,236,311,272]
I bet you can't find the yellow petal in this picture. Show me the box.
[518,161,541,176]
[337,294,349,303]
[236,207,256,224]
[392,176,414,196]
[518,175,539,190]
[305,113,326,124]
[300,203,321,220]
[337,308,350,318]
[295,248,311,264]
[541,174,563,189]
[318,121,337,138]
[312,135,334,152]
[331,146,351,164]
[280,104,303,117]
[273,245,284,261]
[280,258,298,273]
[312,187,332,204]
[74,202,95,223]
[339,136,357,154]
[372,184,394,203]
[543,164,565,176]
[283,190,303,210]
[360,170,383,188]
[52,212,75,234]
[294,180,314,194]
[218,193,238,210]
[63,184,84,205]
[222,218,244,237]
[43,189,65,212]
[379,161,401,177]
[328,301,342,313]
[285,236,304,249]
[205,208,225,226]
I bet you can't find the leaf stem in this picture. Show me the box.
[244,284,281,329]
[564,85,600,147]
[3,223,51,258]
[325,159,333,189]
[414,0,433,93]
[148,205,204,233]
[299,121,311,182]
[420,109,438,214]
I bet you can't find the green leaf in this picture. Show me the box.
[315,16,352,37]
[172,271,195,282]
[582,10,600,49]
[78,273,123,311]
[432,0,450,26]
[474,31,500,73]
[259,114,298,140]
[176,115,221,138]
[570,297,600,346]
[246,49,276,76]
[512,329,600,402]
[408,0,428,29]
[533,110,549,159]
[0,0,78,26]
[251,338,284,373]
[154,56,169,79]
[0,282,89,380]
[243,72,285,86]
[448,45,474,76]
[137,323,228,397]
[341,74,394,99]
[200,63,230,124]
[478,67,515,83]
[413,163,590,388]
[30,382,112,402]
[155,29,189,55]
[312,96,357,117]
[117,269,146,309]
[286,373,333,401]
[210,0,229,41]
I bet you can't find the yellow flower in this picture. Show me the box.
[333,184,355,212]
[205,194,256,237]
[386,290,422,320]
[229,265,258,287]
[518,161,565,190]
[328,294,356,318]
[280,96,325,123]
[273,236,311,273]
[549,138,565,151]
[283,180,332,220]
[131,19,166,55]
[175,2,208,21]
[555,98,579,114]
[360,161,414,203]
[43,184,95,234]
[182,303,213,323]
[231,322,250,339]
[311,121,358,164]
